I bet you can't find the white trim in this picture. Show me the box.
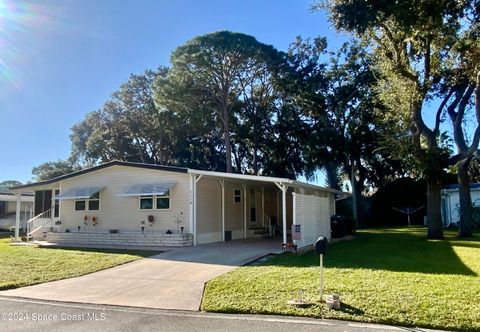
[193,174,199,246]
[281,184,287,244]
[189,174,194,237]
[261,187,265,227]
[292,192,296,245]
[74,191,102,212]
[242,183,247,239]
[219,180,225,242]
[15,194,21,241]
[138,196,154,211]
[187,169,346,195]
[138,191,171,211]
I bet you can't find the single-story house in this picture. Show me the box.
[441,183,480,226]
[10,161,345,248]
[0,188,34,231]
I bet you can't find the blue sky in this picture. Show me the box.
[1,0,349,184]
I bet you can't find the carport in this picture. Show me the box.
[188,169,344,247]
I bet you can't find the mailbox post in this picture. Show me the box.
[315,236,328,301]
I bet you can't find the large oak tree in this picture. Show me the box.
[318,0,479,238]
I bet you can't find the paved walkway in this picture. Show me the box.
[0,239,282,311]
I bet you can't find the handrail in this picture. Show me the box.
[27,208,52,227]
[26,208,53,241]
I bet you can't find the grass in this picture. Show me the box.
[202,228,480,331]
[0,237,159,290]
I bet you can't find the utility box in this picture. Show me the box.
[315,236,328,255]
[292,224,301,241]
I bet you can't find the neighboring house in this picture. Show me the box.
[0,188,34,231]
[10,161,344,248]
[441,183,480,226]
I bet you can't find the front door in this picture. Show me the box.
[34,190,52,216]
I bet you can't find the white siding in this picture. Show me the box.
[443,190,480,225]
[196,178,222,244]
[293,193,332,248]
[57,165,191,234]
[225,182,245,238]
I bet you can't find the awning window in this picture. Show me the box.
[55,187,104,200]
[117,182,175,197]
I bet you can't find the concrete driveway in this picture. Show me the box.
[0,239,282,311]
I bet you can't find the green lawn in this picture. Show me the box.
[0,237,159,290]
[202,228,480,331]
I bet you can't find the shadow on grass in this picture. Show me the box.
[39,246,161,258]
[339,302,365,315]
[263,229,478,276]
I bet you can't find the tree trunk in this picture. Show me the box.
[349,157,361,228]
[325,161,340,190]
[458,158,473,237]
[253,106,259,175]
[223,109,233,173]
[426,177,443,239]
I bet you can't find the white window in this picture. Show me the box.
[75,192,100,211]
[156,190,170,210]
[139,196,154,210]
[139,190,170,210]
[234,189,242,203]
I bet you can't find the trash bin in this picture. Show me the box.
[331,215,347,238]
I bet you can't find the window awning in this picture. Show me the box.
[55,187,104,200]
[117,182,175,197]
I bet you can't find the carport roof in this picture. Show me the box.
[187,169,347,195]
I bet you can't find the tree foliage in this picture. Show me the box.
[318,0,479,238]
[71,68,174,165]
[157,31,281,173]
[0,180,22,188]
[32,159,80,181]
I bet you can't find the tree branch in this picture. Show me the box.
[434,89,454,136]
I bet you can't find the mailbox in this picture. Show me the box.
[315,236,328,255]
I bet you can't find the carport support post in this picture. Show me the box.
[261,187,265,227]
[219,180,225,242]
[189,174,194,242]
[242,183,247,239]
[15,194,21,242]
[282,185,287,244]
[192,174,203,246]
[274,182,288,244]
